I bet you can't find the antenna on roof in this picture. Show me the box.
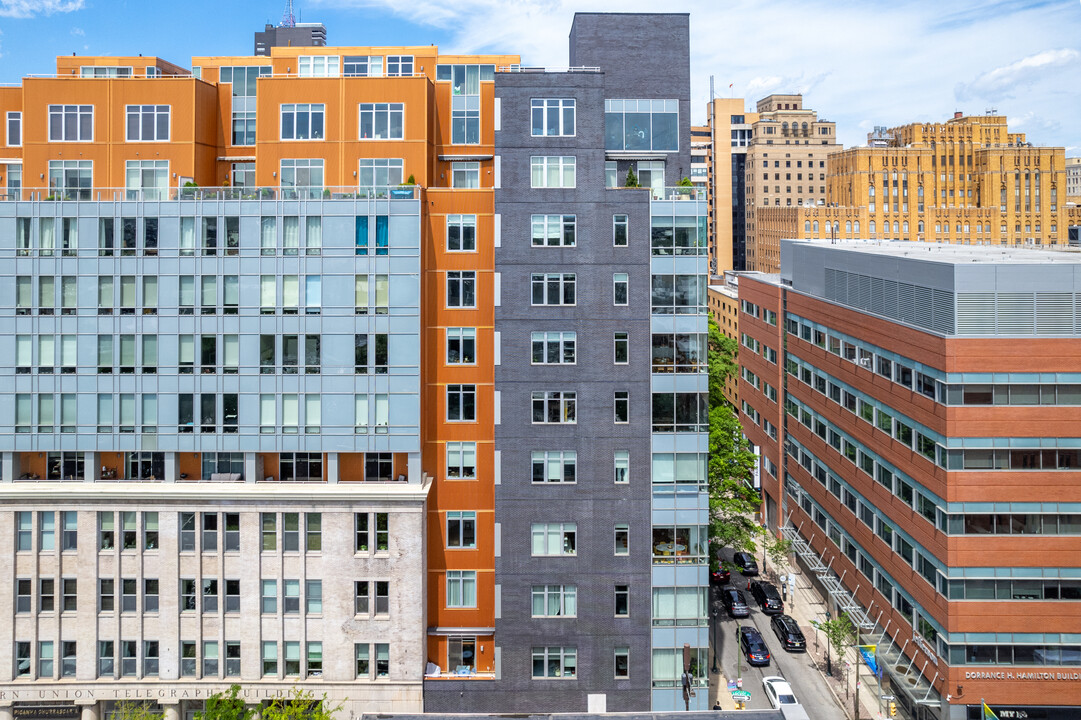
[280,0,296,27]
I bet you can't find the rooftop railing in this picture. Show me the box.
[0,185,422,202]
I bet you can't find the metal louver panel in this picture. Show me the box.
[897,283,916,323]
[996,293,1034,334]
[1035,292,1073,335]
[956,293,995,334]
[913,285,933,328]
[931,289,954,334]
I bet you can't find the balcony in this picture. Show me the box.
[0,185,422,202]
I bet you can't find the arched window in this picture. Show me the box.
[813,220,819,233]
[869,185,875,197]
[833,221,840,233]
[782,122,789,135]
[902,221,909,233]
[802,122,809,136]
[805,220,811,234]
[956,223,962,234]
[869,220,876,236]
[845,221,852,234]
[935,223,941,234]
[892,221,899,234]
[918,221,925,234]
[853,221,860,235]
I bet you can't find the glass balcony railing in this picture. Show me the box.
[0,185,422,202]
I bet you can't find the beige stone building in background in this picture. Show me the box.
[753,112,1081,273]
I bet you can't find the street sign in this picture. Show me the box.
[731,691,751,700]
[880,695,895,701]
[726,681,738,691]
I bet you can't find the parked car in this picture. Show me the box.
[738,625,771,666]
[710,566,731,586]
[732,551,759,575]
[762,676,798,708]
[770,614,807,652]
[721,588,750,618]
[750,580,785,615]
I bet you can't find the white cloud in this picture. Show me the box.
[70,25,83,35]
[956,49,1079,101]
[0,0,83,18]
[314,0,1081,148]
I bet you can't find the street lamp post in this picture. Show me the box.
[711,599,719,674]
[824,611,833,677]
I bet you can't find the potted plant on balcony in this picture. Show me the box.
[624,167,640,188]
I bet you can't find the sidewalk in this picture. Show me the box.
[772,560,890,720]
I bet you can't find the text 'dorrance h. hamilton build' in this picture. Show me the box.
[0,11,708,719]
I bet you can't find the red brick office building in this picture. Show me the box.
[738,240,1081,720]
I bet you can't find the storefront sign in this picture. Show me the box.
[0,687,298,703]
[13,706,80,719]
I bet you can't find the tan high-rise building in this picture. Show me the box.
[743,94,841,272]
[704,98,756,273]
[754,112,1081,273]
[1066,156,1081,201]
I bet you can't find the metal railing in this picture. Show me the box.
[0,185,421,202]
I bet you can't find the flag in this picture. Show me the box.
[982,701,998,720]
[729,83,733,88]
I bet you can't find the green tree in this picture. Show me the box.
[811,612,857,678]
[763,535,793,576]
[261,686,343,720]
[109,702,159,720]
[706,315,760,557]
[624,167,639,187]
[197,685,255,720]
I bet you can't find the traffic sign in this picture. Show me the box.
[880,695,895,701]
[731,691,751,700]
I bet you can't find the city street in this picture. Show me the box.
[709,576,846,719]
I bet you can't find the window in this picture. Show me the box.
[613,273,629,305]
[447,327,476,364]
[261,642,277,677]
[49,160,92,200]
[447,511,477,548]
[614,450,630,484]
[386,55,413,76]
[202,578,219,612]
[144,579,159,613]
[532,451,576,483]
[651,274,706,314]
[100,579,115,612]
[280,159,324,198]
[306,513,322,551]
[120,640,137,676]
[614,646,630,678]
[40,578,55,612]
[532,646,577,678]
[531,273,575,305]
[15,642,31,677]
[98,641,114,678]
[451,162,480,188]
[125,105,169,141]
[283,579,300,614]
[614,332,629,364]
[120,578,137,612]
[447,384,476,421]
[614,391,629,423]
[359,103,404,139]
[202,641,219,677]
[143,641,159,677]
[614,525,630,555]
[531,331,575,364]
[447,571,477,608]
[532,585,577,617]
[306,580,323,614]
[604,99,678,151]
[61,642,76,677]
[305,642,322,677]
[532,391,576,424]
[531,214,576,246]
[445,441,475,479]
[531,98,575,136]
[613,214,628,246]
[7,111,21,146]
[530,156,576,188]
[531,522,576,556]
[447,214,477,251]
[344,55,383,76]
[16,579,30,613]
[49,104,93,141]
[358,158,404,189]
[447,271,476,308]
[39,511,55,550]
[298,55,339,77]
[125,160,168,200]
[99,512,115,550]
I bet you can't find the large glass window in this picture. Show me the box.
[280,159,324,199]
[605,99,678,151]
[125,160,168,200]
[531,99,575,137]
[358,159,403,190]
[530,156,576,188]
[359,103,404,139]
[48,105,93,142]
[280,104,325,140]
[48,160,92,200]
[125,105,170,142]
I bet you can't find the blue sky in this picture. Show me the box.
[1,0,1079,151]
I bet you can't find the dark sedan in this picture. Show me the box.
[770,614,807,652]
[721,588,750,618]
[733,551,759,576]
[750,580,784,615]
[710,567,731,586]
[739,625,772,666]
